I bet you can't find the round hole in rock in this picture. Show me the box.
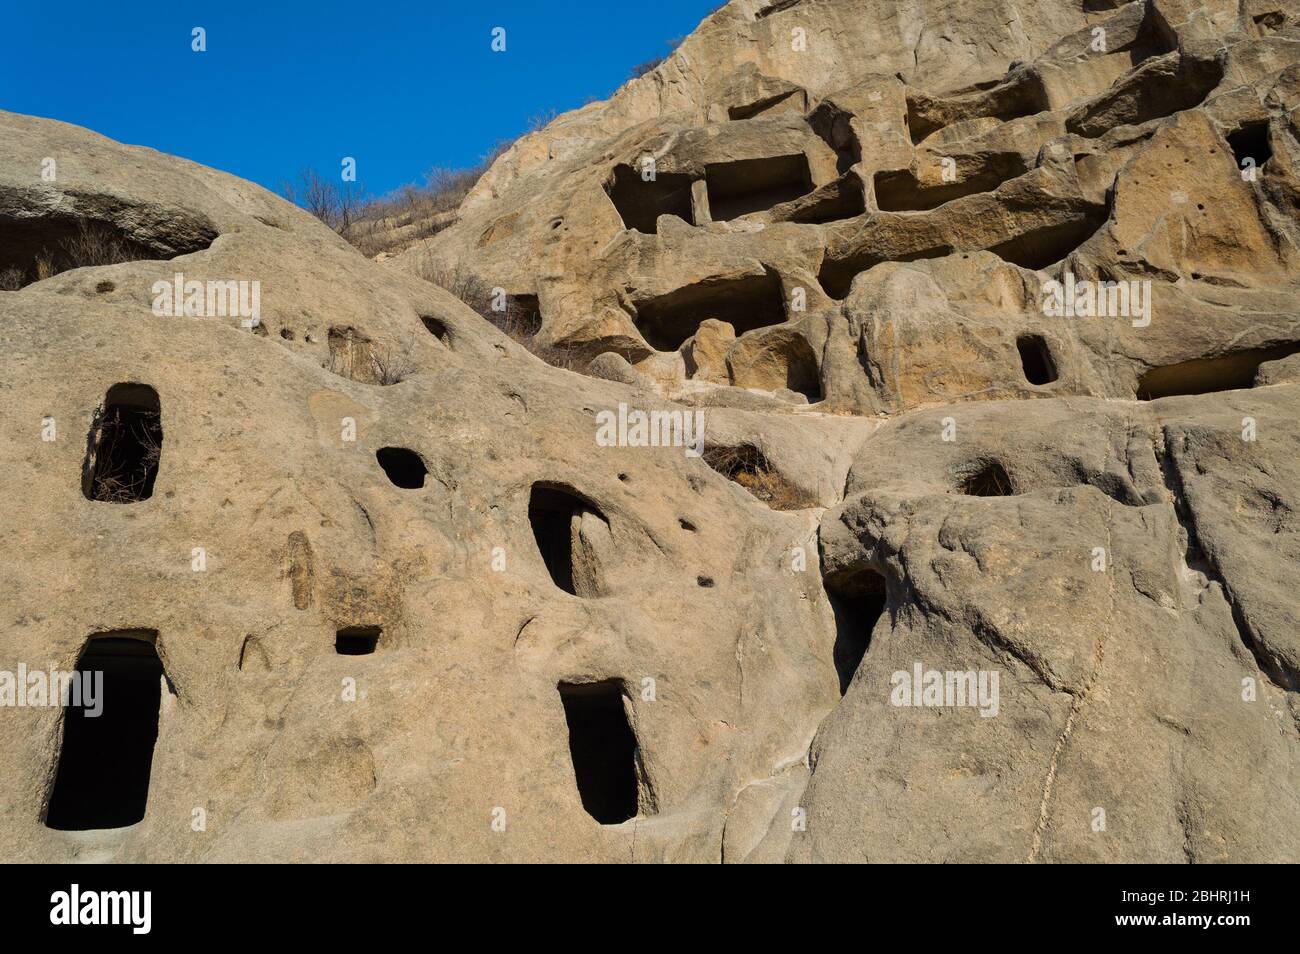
[376,447,427,489]
[959,459,1016,497]
[505,295,542,338]
[420,315,451,345]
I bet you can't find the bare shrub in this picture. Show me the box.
[627,36,685,80]
[281,169,368,236]
[370,332,419,385]
[629,57,665,79]
[422,166,488,213]
[413,253,586,372]
[525,110,559,133]
[325,325,418,386]
[296,139,516,258]
[59,221,144,268]
[8,222,148,289]
[414,254,539,336]
[414,256,495,315]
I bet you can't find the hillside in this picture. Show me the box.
[1,0,1298,862]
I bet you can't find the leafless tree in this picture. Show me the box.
[281,168,368,237]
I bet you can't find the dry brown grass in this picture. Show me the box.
[702,441,812,510]
[7,222,149,289]
[86,409,163,503]
[303,111,570,258]
[413,255,585,372]
[59,221,146,268]
[285,139,517,259]
[959,459,1016,497]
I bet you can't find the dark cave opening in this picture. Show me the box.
[824,568,888,695]
[528,483,607,595]
[44,633,165,831]
[558,680,640,824]
[704,154,814,221]
[1136,344,1300,399]
[335,626,381,655]
[1017,333,1058,385]
[960,459,1016,497]
[81,383,163,503]
[376,446,427,489]
[0,212,217,290]
[634,268,787,352]
[1227,121,1272,175]
[873,154,1028,212]
[985,210,1107,271]
[604,164,694,233]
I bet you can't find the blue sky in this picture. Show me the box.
[3,0,721,198]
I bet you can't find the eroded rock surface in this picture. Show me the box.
[2,0,1298,862]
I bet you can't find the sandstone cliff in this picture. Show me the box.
[1,0,1298,862]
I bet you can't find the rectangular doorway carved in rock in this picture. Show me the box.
[558,680,640,825]
[704,153,812,221]
[44,631,165,831]
[603,164,695,233]
[81,383,163,503]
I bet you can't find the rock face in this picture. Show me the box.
[2,0,1299,862]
